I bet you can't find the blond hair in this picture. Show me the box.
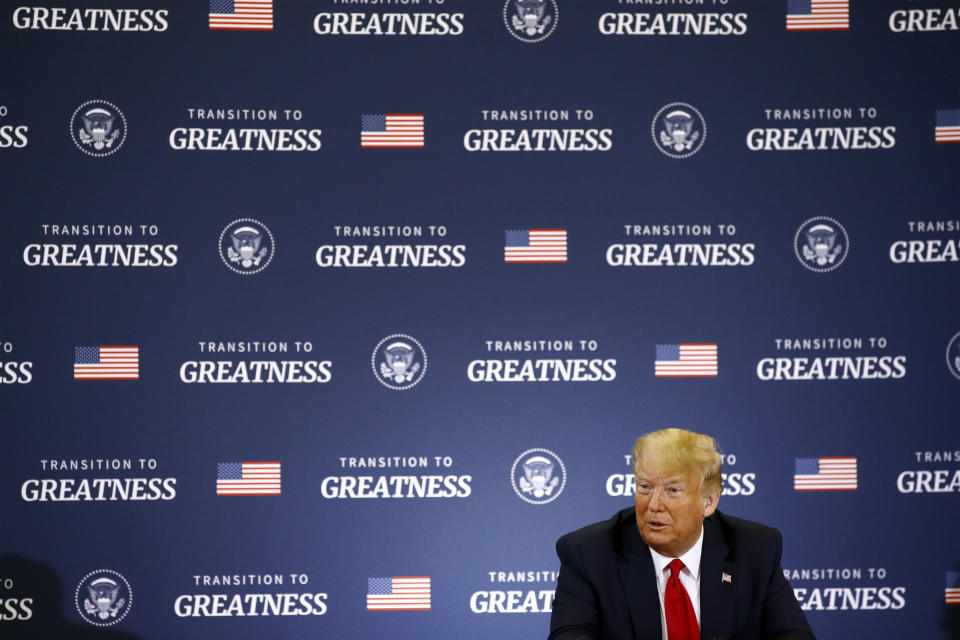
[632,428,722,496]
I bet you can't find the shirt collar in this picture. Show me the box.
[648,525,704,580]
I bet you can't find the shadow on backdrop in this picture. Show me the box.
[0,555,141,640]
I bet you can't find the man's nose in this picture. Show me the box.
[647,487,665,510]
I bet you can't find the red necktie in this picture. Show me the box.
[665,559,699,640]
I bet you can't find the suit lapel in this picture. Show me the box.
[698,515,735,640]
[617,519,663,640]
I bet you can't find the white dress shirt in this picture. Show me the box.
[648,526,704,640]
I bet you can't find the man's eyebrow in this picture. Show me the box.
[636,475,687,485]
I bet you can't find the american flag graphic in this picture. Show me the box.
[216,462,281,495]
[504,229,567,263]
[366,576,431,611]
[947,571,960,605]
[209,0,273,31]
[935,110,960,143]
[786,0,849,31]
[74,346,139,380]
[654,344,718,377]
[361,114,424,148]
[794,457,857,491]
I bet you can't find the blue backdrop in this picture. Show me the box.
[2,1,959,638]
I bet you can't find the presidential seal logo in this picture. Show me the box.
[504,0,558,43]
[946,331,960,381]
[651,102,706,159]
[372,334,428,390]
[219,218,275,275]
[511,448,566,505]
[794,216,849,272]
[75,569,132,627]
[70,100,127,157]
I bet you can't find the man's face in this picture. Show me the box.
[634,452,718,557]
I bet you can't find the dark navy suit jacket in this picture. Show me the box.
[549,508,815,640]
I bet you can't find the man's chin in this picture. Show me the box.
[640,526,672,549]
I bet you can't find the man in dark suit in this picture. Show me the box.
[549,428,814,640]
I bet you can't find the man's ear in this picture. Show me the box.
[702,489,719,517]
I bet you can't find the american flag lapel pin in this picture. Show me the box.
[721,572,732,583]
